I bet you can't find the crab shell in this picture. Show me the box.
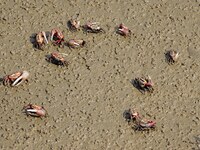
[117,23,131,37]
[23,104,46,117]
[67,39,86,48]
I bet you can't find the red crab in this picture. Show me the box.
[50,28,64,46]
[134,76,154,93]
[3,71,29,86]
[83,21,105,33]
[166,50,179,64]
[117,23,131,37]
[126,108,156,131]
[23,104,47,117]
[47,52,68,66]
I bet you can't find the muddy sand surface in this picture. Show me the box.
[0,0,200,149]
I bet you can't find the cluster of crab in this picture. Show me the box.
[125,108,156,131]
[34,14,132,67]
[1,14,180,119]
[36,28,86,50]
[1,15,132,118]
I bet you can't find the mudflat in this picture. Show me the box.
[0,0,200,149]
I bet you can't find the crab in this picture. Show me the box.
[23,104,47,117]
[83,21,105,33]
[50,28,64,46]
[125,108,156,131]
[3,71,29,86]
[125,109,142,124]
[68,14,80,31]
[134,119,156,131]
[35,31,48,50]
[165,50,179,64]
[134,76,154,93]
[47,52,68,66]
[117,23,131,37]
[67,39,86,48]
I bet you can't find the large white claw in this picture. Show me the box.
[42,31,48,44]
[12,71,29,86]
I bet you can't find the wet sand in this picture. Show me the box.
[0,0,200,149]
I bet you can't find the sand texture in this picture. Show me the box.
[0,0,200,149]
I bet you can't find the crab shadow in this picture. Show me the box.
[45,54,51,63]
[66,20,71,29]
[164,51,176,65]
[193,136,200,150]
[29,33,37,48]
[130,79,144,94]
[0,77,4,85]
[114,26,120,35]
[123,109,132,122]
[164,51,171,64]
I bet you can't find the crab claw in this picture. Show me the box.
[67,39,86,48]
[50,29,56,41]
[146,75,153,86]
[25,108,46,117]
[42,31,48,44]
[12,71,29,86]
